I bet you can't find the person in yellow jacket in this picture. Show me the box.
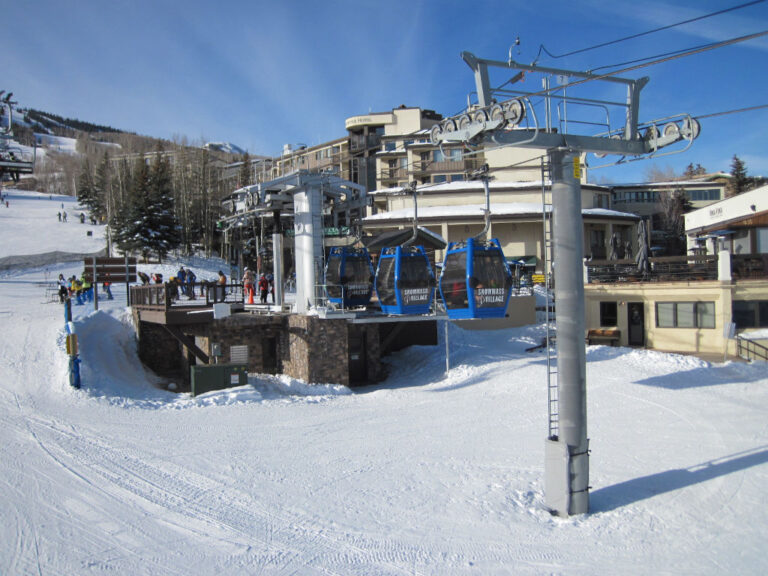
[70,276,83,305]
[80,273,93,303]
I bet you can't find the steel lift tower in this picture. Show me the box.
[0,93,35,183]
[433,51,700,516]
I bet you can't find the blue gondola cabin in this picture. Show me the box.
[325,246,375,308]
[439,237,512,319]
[375,245,435,315]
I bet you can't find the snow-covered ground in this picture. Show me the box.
[1,189,767,575]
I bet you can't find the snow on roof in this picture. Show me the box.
[364,202,638,222]
[370,180,611,195]
[612,179,726,188]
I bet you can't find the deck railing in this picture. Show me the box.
[130,283,245,310]
[731,254,768,280]
[587,255,718,284]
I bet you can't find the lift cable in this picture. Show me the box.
[504,29,768,103]
[694,103,768,120]
[532,0,766,62]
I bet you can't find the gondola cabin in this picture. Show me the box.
[375,245,435,315]
[439,237,512,319]
[325,246,375,308]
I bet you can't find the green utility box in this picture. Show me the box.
[190,364,249,396]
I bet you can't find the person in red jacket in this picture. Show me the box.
[258,274,269,304]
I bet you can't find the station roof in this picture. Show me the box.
[363,226,447,250]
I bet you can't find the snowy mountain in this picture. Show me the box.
[203,141,247,155]
[1,188,767,574]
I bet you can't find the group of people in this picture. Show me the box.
[85,264,280,306]
[170,266,198,300]
[136,268,229,302]
[57,272,112,305]
[242,268,274,304]
[137,271,164,285]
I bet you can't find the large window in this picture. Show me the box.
[687,188,721,202]
[757,228,768,254]
[600,302,618,326]
[733,300,768,328]
[656,302,715,328]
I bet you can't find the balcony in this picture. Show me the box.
[732,254,768,280]
[412,158,481,175]
[587,255,719,283]
[379,167,409,181]
[350,134,382,153]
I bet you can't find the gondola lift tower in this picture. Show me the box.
[433,51,700,516]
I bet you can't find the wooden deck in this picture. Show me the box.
[130,283,245,325]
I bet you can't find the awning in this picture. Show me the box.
[363,226,447,251]
[507,255,537,267]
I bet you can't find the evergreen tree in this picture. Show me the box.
[91,152,110,222]
[108,157,133,255]
[238,152,252,187]
[727,155,749,197]
[115,155,152,259]
[76,158,96,211]
[682,163,707,179]
[146,147,181,261]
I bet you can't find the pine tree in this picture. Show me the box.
[727,155,749,197]
[109,157,133,255]
[115,155,152,259]
[239,152,252,187]
[682,163,706,179]
[92,152,111,223]
[146,147,181,261]
[76,158,96,211]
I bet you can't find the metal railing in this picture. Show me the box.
[130,283,245,310]
[586,255,718,284]
[412,158,481,174]
[732,254,768,280]
[737,335,768,362]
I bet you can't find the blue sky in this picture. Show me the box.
[4,0,767,183]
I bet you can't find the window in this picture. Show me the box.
[757,228,768,254]
[655,302,715,328]
[433,150,446,163]
[450,174,465,182]
[433,175,447,183]
[687,188,721,202]
[733,300,768,328]
[448,148,462,162]
[600,302,618,326]
[384,142,396,152]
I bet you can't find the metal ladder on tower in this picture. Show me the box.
[541,158,558,440]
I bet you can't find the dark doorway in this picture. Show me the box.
[262,337,277,374]
[348,332,368,384]
[628,302,645,346]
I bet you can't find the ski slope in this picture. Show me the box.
[1,189,767,575]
